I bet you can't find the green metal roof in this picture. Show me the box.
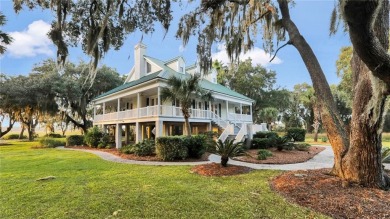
[94,71,161,100]
[94,55,253,102]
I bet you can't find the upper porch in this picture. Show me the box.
[93,86,253,124]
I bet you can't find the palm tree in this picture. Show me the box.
[259,107,279,131]
[0,12,13,54]
[215,139,244,167]
[161,74,213,136]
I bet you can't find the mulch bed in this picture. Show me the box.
[271,169,390,218]
[64,146,209,162]
[233,146,325,164]
[191,162,253,176]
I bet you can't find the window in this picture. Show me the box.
[198,102,202,109]
[151,98,155,106]
[180,66,184,72]
[146,98,150,106]
[146,62,152,73]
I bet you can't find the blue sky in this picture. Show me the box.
[1,0,351,90]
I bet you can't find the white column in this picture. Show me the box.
[125,124,129,145]
[115,123,122,149]
[117,98,121,119]
[103,125,107,133]
[137,93,141,118]
[250,104,253,122]
[226,100,229,120]
[103,102,106,114]
[240,103,243,121]
[155,120,163,138]
[135,122,140,143]
[157,87,161,116]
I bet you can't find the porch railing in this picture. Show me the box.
[94,106,252,123]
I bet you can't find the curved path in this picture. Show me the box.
[58,146,390,171]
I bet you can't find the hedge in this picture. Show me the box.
[286,128,306,142]
[251,138,274,149]
[39,138,64,148]
[2,134,27,140]
[182,135,206,158]
[156,136,188,161]
[253,131,279,139]
[66,135,84,146]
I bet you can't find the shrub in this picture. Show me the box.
[120,145,134,154]
[132,139,155,156]
[275,136,291,151]
[156,137,188,161]
[257,149,273,160]
[182,135,206,158]
[39,138,64,148]
[286,128,306,142]
[295,143,311,151]
[44,133,63,138]
[215,139,244,167]
[66,135,84,146]
[251,138,273,149]
[3,134,27,140]
[202,131,218,153]
[253,131,279,139]
[321,137,328,142]
[84,127,103,148]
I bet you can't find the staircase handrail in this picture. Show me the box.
[209,111,228,129]
[218,124,233,142]
[234,124,247,144]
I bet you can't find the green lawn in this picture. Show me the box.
[0,140,328,219]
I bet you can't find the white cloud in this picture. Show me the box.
[211,44,282,67]
[6,20,54,58]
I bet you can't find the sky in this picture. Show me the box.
[0,0,351,90]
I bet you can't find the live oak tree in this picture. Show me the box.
[0,73,59,141]
[32,59,123,134]
[177,0,390,189]
[12,0,172,80]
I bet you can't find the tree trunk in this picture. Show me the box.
[341,52,390,188]
[181,107,191,136]
[278,0,349,178]
[277,0,390,188]
[19,125,25,139]
[221,156,229,167]
[0,116,15,138]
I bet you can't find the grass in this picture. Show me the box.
[0,140,328,219]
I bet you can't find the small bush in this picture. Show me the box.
[39,138,64,148]
[253,131,279,139]
[44,133,63,138]
[132,140,155,156]
[120,145,134,154]
[202,131,218,153]
[286,128,306,142]
[84,127,103,148]
[156,137,188,161]
[3,134,27,140]
[215,139,244,167]
[275,136,292,151]
[321,137,328,142]
[295,143,311,151]
[182,135,206,158]
[66,135,84,146]
[251,138,274,149]
[257,149,273,160]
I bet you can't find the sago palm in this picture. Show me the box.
[215,139,244,167]
[161,74,213,136]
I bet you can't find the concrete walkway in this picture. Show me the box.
[58,146,390,171]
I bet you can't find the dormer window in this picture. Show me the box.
[146,62,152,73]
[180,66,184,73]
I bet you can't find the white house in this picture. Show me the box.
[92,43,264,149]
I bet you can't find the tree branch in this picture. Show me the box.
[343,0,390,85]
[269,40,292,62]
